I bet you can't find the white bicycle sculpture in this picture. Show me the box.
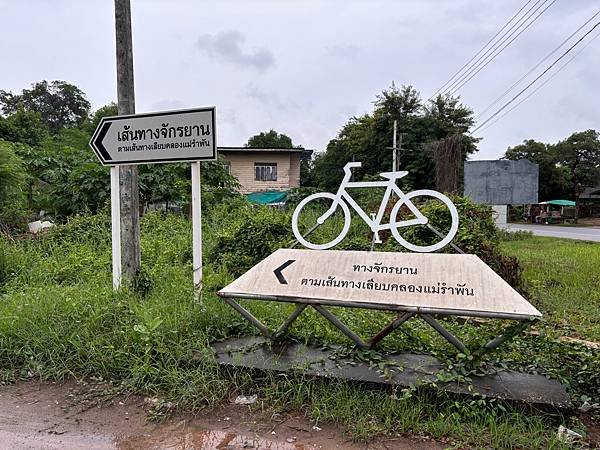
[292,162,459,252]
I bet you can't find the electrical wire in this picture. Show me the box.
[476,9,600,120]
[446,0,557,96]
[476,26,600,133]
[429,0,535,100]
[472,19,600,133]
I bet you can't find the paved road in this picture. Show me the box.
[502,223,600,242]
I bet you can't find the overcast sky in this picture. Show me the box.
[0,0,598,160]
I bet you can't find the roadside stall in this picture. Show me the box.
[535,200,576,224]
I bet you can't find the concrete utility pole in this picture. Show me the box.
[392,120,397,172]
[390,120,403,172]
[115,0,141,283]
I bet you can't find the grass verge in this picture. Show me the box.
[0,212,598,448]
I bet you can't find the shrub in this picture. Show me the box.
[0,140,29,232]
[285,186,320,209]
[498,229,533,241]
[208,205,293,277]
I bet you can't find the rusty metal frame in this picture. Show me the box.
[220,296,517,353]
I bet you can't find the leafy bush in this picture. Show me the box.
[498,229,534,241]
[208,205,293,276]
[0,140,29,232]
[285,186,320,209]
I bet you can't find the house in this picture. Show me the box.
[580,186,600,200]
[218,147,313,194]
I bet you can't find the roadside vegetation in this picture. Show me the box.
[1,203,599,448]
[1,79,599,447]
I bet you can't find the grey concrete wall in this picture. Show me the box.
[464,159,539,205]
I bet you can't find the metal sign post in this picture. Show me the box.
[90,107,216,291]
[191,161,203,288]
[110,166,122,289]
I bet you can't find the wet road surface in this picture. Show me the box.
[0,380,442,449]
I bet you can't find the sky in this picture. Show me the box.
[0,0,598,160]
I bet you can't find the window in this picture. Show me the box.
[223,161,231,175]
[255,163,277,181]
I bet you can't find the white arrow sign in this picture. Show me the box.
[219,249,542,320]
[89,107,216,166]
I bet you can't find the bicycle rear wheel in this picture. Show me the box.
[292,193,351,250]
[390,190,459,253]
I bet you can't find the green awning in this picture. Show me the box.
[540,200,576,206]
[247,191,287,205]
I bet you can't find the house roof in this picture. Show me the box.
[580,186,600,199]
[218,146,313,159]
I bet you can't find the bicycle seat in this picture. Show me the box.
[379,171,408,180]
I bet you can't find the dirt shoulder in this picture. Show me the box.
[0,379,444,449]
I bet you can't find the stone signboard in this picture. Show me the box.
[218,249,541,320]
[464,159,538,205]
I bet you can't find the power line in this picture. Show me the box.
[443,0,549,96]
[446,0,557,96]
[477,26,600,133]
[472,19,600,133]
[476,9,600,120]
[428,0,535,100]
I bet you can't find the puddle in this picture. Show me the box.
[0,380,443,449]
[119,427,316,449]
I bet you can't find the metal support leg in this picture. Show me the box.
[369,232,377,252]
[312,305,369,349]
[484,320,534,350]
[274,304,307,337]
[427,224,466,254]
[222,297,273,339]
[420,314,466,353]
[368,312,415,348]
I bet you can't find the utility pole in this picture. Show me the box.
[396,132,403,171]
[389,120,403,172]
[114,0,140,284]
[392,120,397,172]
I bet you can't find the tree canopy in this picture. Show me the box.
[505,130,600,207]
[307,83,477,191]
[0,80,90,133]
[505,139,570,201]
[246,129,294,148]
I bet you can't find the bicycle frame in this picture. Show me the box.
[319,176,427,232]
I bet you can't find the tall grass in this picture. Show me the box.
[0,210,595,447]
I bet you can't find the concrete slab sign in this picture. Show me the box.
[218,248,541,320]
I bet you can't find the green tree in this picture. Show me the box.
[309,84,477,191]
[87,102,118,133]
[0,107,49,147]
[0,80,91,133]
[504,139,570,201]
[554,130,600,221]
[246,129,293,148]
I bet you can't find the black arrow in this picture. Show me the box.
[274,259,295,284]
[93,121,113,162]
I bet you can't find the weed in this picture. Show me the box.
[0,212,598,447]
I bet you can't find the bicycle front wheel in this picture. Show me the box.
[390,190,459,253]
[292,192,351,250]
